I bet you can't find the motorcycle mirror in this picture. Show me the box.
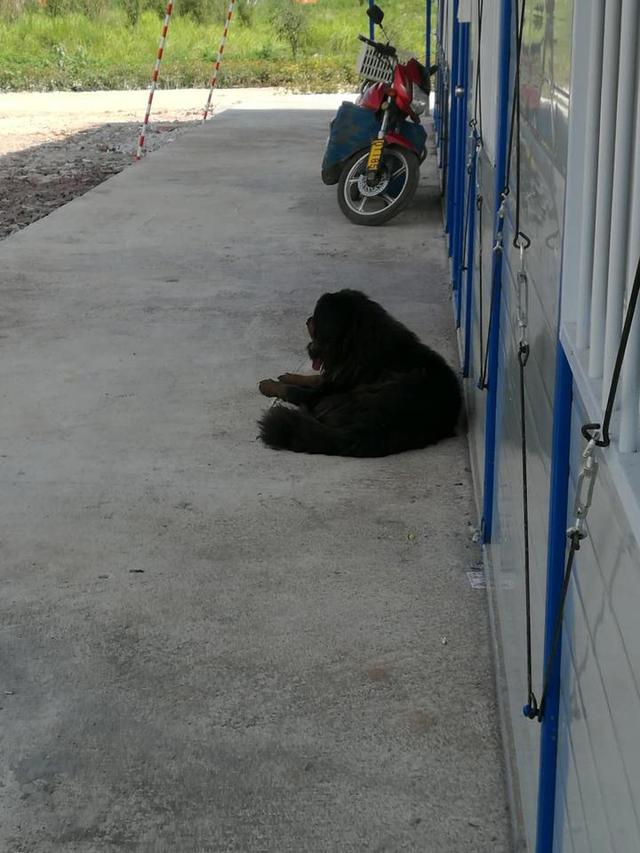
[366,4,384,25]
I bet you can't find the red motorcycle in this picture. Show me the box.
[321,5,434,226]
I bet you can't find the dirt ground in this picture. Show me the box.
[0,88,313,240]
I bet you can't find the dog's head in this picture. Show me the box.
[306,290,375,379]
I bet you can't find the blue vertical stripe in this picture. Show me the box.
[445,0,460,241]
[535,341,573,853]
[454,23,470,326]
[426,0,432,69]
[481,0,511,543]
[462,137,478,376]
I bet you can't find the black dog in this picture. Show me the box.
[258,290,461,457]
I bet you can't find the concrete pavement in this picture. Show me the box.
[0,102,511,852]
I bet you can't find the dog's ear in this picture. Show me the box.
[347,295,400,376]
[313,292,356,343]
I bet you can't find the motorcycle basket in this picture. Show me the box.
[355,43,394,85]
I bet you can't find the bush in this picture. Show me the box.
[0,0,38,20]
[268,0,307,58]
[141,0,167,14]
[35,0,107,17]
[43,0,66,15]
[121,0,140,25]
[236,0,254,27]
[177,0,226,24]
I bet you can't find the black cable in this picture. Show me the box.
[486,0,530,250]
[461,153,475,275]
[477,193,484,379]
[511,0,537,722]
[530,260,640,722]
[441,0,450,93]
[488,0,536,718]
[441,72,450,199]
[478,0,528,391]
[583,255,640,447]
[513,4,529,250]
[470,0,485,384]
[518,339,539,718]
[472,0,484,140]
[463,0,484,272]
[503,0,524,198]
[525,531,582,720]
[477,265,494,390]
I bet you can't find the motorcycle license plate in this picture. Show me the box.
[367,139,385,171]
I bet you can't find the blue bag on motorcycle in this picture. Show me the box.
[321,101,426,186]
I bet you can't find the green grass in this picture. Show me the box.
[0,0,429,91]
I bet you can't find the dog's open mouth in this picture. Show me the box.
[307,337,323,372]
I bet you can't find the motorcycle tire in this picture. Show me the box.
[337,144,420,226]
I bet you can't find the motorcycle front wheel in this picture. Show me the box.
[337,144,420,226]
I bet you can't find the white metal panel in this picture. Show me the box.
[446,0,455,67]
[463,6,572,847]
[562,0,640,454]
[588,0,622,379]
[556,404,640,849]
[619,29,640,453]
[478,0,500,163]
[465,141,496,492]
[491,237,558,852]
[602,0,639,403]
[575,1,605,349]
[458,0,472,23]
[485,1,572,849]
[459,1,640,850]
[619,286,640,453]
[558,629,613,852]
[558,650,611,853]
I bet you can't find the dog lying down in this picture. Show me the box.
[258,289,462,457]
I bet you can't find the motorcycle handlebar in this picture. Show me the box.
[357,34,397,57]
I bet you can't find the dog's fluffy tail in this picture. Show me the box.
[259,406,377,457]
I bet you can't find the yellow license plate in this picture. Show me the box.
[367,139,384,171]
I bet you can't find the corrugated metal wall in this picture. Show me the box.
[437,0,640,850]
[556,0,640,849]
[471,3,572,846]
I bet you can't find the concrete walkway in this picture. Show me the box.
[0,101,510,852]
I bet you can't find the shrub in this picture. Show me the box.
[177,0,226,24]
[236,0,254,26]
[268,0,307,58]
[0,0,39,20]
[121,0,140,25]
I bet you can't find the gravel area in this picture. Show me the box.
[0,121,196,239]
[0,88,347,241]
[0,90,219,240]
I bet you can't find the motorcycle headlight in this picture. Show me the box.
[410,83,429,116]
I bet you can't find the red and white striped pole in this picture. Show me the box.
[202,0,237,121]
[136,0,174,160]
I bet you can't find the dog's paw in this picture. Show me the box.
[277,373,297,384]
[259,378,280,398]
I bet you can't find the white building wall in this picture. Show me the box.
[556,1,640,849]
[451,0,640,847]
